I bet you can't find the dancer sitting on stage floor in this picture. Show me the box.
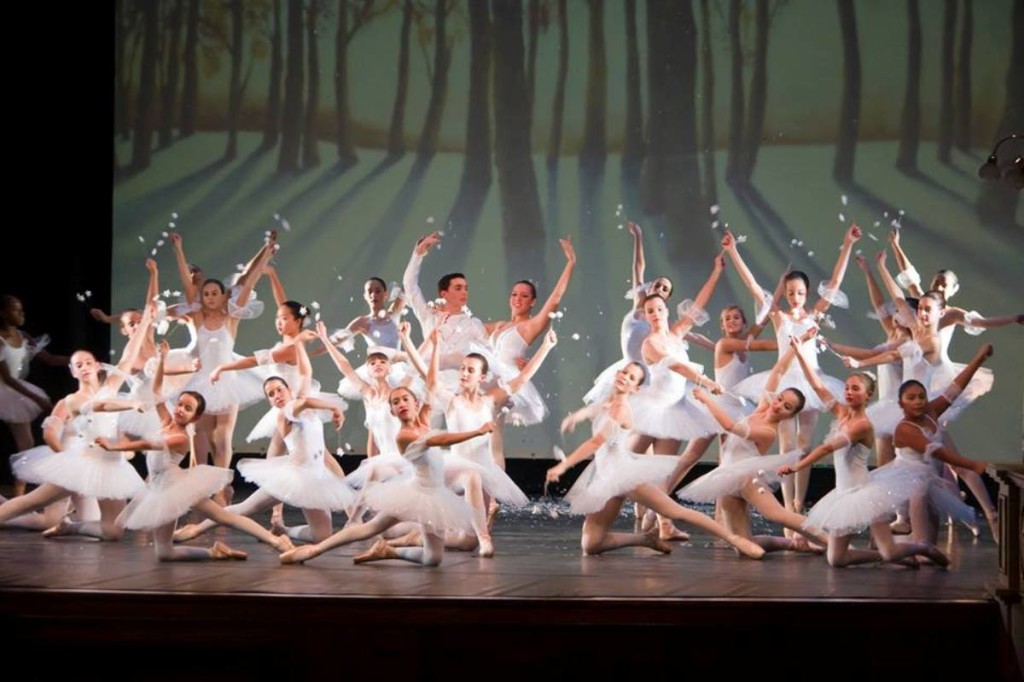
[279,385,492,567]
[546,362,765,559]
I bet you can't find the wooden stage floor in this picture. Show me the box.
[1,497,1015,680]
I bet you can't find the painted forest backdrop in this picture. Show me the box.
[112,0,1023,462]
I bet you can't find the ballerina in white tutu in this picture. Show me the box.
[887,232,1019,539]
[98,342,292,559]
[279,385,494,567]
[315,320,415,510]
[0,294,68,496]
[174,339,351,545]
[891,344,993,548]
[777,338,947,567]
[677,337,829,553]
[172,232,276,503]
[392,322,557,556]
[723,224,861,525]
[482,237,576,470]
[583,222,714,407]
[546,362,765,559]
[331,276,406,353]
[0,350,139,540]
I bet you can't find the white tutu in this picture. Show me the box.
[237,454,354,511]
[804,460,931,536]
[866,400,903,438]
[925,471,977,525]
[442,451,529,507]
[565,448,677,514]
[13,444,145,500]
[117,461,233,530]
[9,445,56,485]
[678,449,802,503]
[0,380,47,423]
[361,477,474,533]
[629,354,721,441]
[346,452,412,489]
[184,325,265,414]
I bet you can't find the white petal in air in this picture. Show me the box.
[736,235,748,244]
[807,251,815,257]
[867,233,879,241]
[710,204,720,215]
[839,213,845,222]
[151,249,157,255]
[171,212,179,219]
[273,213,281,221]
[426,216,435,224]
[156,240,164,247]
[310,301,320,310]
[236,263,245,271]
[571,333,580,340]
[281,220,291,231]
[162,231,169,238]
[841,194,848,206]
[138,235,145,243]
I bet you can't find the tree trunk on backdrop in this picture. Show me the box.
[262,0,284,150]
[302,0,321,167]
[131,0,158,171]
[334,0,356,164]
[387,0,413,157]
[159,0,184,148]
[417,0,452,160]
[579,0,607,169]
[622,0,645,174]
[225,0,245,161]
[725,0,743,186]
[526,0,539,125]
[278,0,305,172]
[460,0,492,191]
[699,0,716,206]
[491,0,545,254]
[896,0,921,172]
[937,0,956,163]
[975,0,1023,226]
[180,0,200,137]
[642,0,702,228]
[545,0,568,170]
[955,0,973,152]
[739,0,767,183]
[833,0,860,184]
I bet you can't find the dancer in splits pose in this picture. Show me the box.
[547,362,765,560]
[105,342,292,559]
[279,385,493,568]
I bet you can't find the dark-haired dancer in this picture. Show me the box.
[725,225,861,526]
[548,362,764,559]
[173,233,275,503]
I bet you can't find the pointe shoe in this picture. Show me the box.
[640,509,657,534]
[732,535,765,560]
[658,521,690,543]
[172,523,204,543]
[211,541,248,560]
[42,517,73,538]
[486,502,500,531]
[354,538,398,564]
[280,544,319,565]
[477,536,495,558]
[274,535,296,553]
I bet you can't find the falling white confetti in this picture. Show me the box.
[617,224,624,230]
[735,235,748,244]
[281,220,291,231]
[75,294,85,302]
[336,448,344,456]
[867,233,879,241]
[162,231,169,238]
[571,333,580,340]
[807,251,815,257]
[168,222,176,229]
[156,240,164,247]
[841,195,848,206]
[839,213,845,222]
[710,204,720,215]
[236,263,245,271]
[138,236,145,243]
[171,212,179,219]
[310,301,320,310]
[85,290,92,297]
[162,289,171,297]
[273,213,281,221]
[151,249,157,255]
[898,209,905,216]
[711,220,719,229]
